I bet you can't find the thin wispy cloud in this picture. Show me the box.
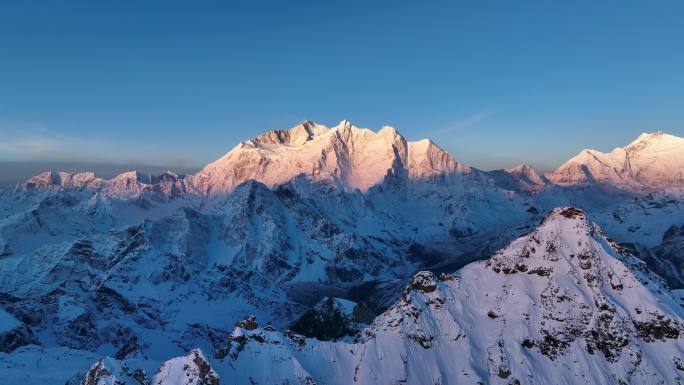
[0,126,112,162]
[0,125,196,169]
[429,113,489,137]
[0,126,201,184]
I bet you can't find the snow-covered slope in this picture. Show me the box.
[546,131,684,189]
[0,122,682,384]
[71,208,684,385]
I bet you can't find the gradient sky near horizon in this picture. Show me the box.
[1,0,683,176]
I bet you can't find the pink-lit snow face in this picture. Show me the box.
[190,120,470,195]
[546,131,684,188]
[15,122,684,199]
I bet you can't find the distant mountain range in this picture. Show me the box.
[16,121,684,195]
[0,121,682,384]
[0,160,200,187]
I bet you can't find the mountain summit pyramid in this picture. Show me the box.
[546,131,684,188]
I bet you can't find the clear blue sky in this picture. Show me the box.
[1,0,683,173]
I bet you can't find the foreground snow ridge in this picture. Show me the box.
[72,349,219,385]
[73,207,684,385]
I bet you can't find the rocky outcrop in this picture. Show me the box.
[289,297,360,341]
[0,322,39,353]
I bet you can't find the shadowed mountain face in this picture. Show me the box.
[0,121,682,384]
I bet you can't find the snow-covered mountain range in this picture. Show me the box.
[191,120,469,195]
[0,121,682,384]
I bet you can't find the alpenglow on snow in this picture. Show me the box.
[0,121,683,384]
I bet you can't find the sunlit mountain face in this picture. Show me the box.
[0,122,683,384]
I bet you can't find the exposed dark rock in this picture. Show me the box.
[115,335,140,360]
[289,298,356,341]
[633,316,681,342]
[0,323,39,353]
[409,272,437,293]
[407,333,435,349]
[190,350,220,385]
[521,338,535,348]
[538,333,571,359]
[527,267,553,277]
[559,207,584,219]
[673,355,684,371]
[79,360,112,385]
[234,315,258,330]
[584,313,630,362]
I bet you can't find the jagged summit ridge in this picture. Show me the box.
[12,126,684,196]
[191,119,468,194]
[22,171,104,191]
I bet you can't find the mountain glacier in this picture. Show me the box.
[0,121,682,384]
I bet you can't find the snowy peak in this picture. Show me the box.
[16,169,190,201]
[13,125,681,198]
[21,171,103,191]
[483,206,678,312]
[73,349,219,385]
[546,131,684,189]
[505,164,544,184]
[486,206,603,274]
[369,207,684,383]
[487,164,546,192]
[191,120,469,194]
[541,205,588,224]
[626,130,679,150]
[407,138,467,180]
[250,120,330,147]
[154,349,220,385]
